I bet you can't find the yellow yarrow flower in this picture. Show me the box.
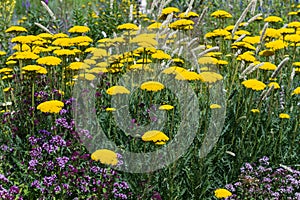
[259,50,275,57]
[242,79,266,91]
[251,109,260,113]
[292,87,300,95]
[265,40,287,51]
[140,81,164,92]
[37,100,64,114]
[287,21,300,28]
[268,82,280,89]
[9,52,39,60]
[210,104,221,109]
[162,66,187,74]
[178,11,199,19]
[106,107,116,112]
[53,49,76,56]
[199,72,223,83]
[106,86,130,95]
[142,130,169,143]
[22,65,47,74]
[117,23,139,30]
[67,62,91,70]
[175,71,202,81]
[37,56,62,66]
[91,149,118,165]
[211,10,232,18]
[264,16,283,23]
[77,73,96,81]
[259,62,277,71]
[151,50,171,60]
[68,25,90,33]
[279,113,290,119]
[159,105,174,110]
[214,188,232,199]
[5,26,27,33]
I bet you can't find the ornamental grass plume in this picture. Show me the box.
[91,149,118,165]
[37,100,64,114]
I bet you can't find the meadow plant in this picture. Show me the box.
[0,0,299,199]
[224,157,300,200]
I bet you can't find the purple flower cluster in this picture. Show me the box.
[0,174,22,200]
[225,156,300,199]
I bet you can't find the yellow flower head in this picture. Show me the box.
[147,22,164,30]
[259,50,275,57]
[292,87,300,95]
[0,51,6,56]
[214,188,232,199]
[22,65,47,74]
[37,56,62,66]
[162,66,187,74]
[91,149,118,165]
[105,107,116,112]
[67,62,91,70]
[237,52,256,62]
[151,50,171,60]
[264,16,283,23]
[211,10,232,18]
[242,79,266,91]
[37,100,64,114]
[140,81,164,92]
[53,49,76,56]
[106,86,130,95]
[265,40,287,51]
[287,21,300,28]
[159,105,174,110]
[53,33,69,39]
[268,82,280,89]
[5,26,27,33]
[68,25,90,33]
[199,72,223,83]
[169,19,194,29]
[279,113,290,119]
[175,71,202,81]
[178,11,199,19]
[251,109,260,113]
[9,52,39,60]
[259,62,277,71]
[117,23,139,31]
[142,130,169,143]
[161,7,180,15]
[77,73,96,81]
[210,104,221,109]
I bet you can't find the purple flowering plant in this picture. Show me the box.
[224,157,300,200]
